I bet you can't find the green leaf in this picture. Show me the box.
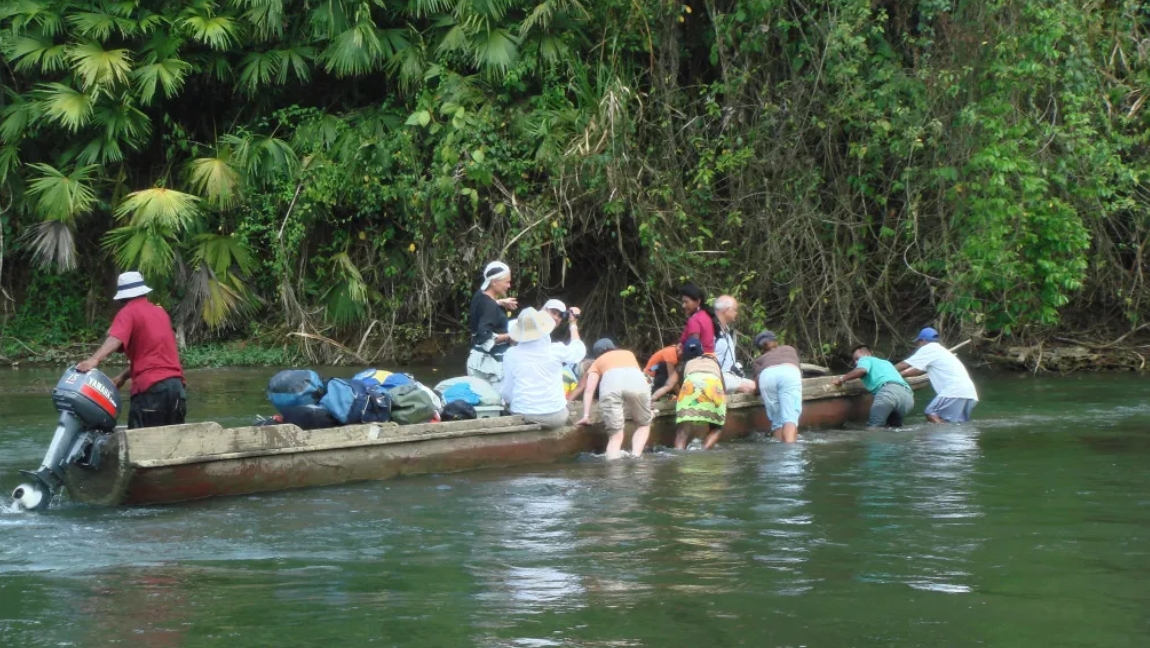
[68,41,133,90]
[37,83,95,132]
[405,110,431,126]
[7,35,69,73]
[187,156,241,208]
[114,187,202,231]
[132,58,192,105]
[24,162,99,223]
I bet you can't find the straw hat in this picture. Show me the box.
[113,271,152,301]
[508,307,555,343]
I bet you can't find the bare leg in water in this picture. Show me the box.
[926,414,944,424]
[775,422,798,443]
[674,424,691,449]
[703,427,722,449]
[630,424,650,455]
[605,429,625,459]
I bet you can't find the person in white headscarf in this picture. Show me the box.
[501,308,578,428]
[467,261,518,390]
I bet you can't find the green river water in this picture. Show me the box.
[0,367,1148,647]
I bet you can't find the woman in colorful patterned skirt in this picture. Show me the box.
[674,336,728,450]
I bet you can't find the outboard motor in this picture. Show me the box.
[11,367,122,511]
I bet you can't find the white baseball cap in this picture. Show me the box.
[542,299,566,313]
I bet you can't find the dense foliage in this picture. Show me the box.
[1,0,1147,361]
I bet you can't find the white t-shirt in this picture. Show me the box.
[500,338,580,415]
[904,342,978,400]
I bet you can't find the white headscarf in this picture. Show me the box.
[481,261,511,290]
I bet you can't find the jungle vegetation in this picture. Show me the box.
[0,0,1147,363]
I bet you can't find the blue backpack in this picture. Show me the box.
[319,378,392,425]
[267,370,325,414]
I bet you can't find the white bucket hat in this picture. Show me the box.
[542,298,566,313]
[508,307,556,343]
[481,261,510,290]
[113,271,152,301]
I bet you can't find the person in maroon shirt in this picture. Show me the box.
[678,283,719,353]
[76,272,187,428]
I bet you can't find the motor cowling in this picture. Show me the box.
[52,366,121,430]
[10,367,123,512]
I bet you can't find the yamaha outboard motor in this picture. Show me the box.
[11,367,122,511]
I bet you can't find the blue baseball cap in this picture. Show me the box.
[915,327,940,342]
[682,336,704,360]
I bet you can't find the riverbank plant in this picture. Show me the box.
[0,0,1147,362]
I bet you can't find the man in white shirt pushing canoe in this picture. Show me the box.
[896,327,979,424]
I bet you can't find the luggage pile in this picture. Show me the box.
[261,369,506,430]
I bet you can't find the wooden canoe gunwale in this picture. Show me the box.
[59,374,928,507]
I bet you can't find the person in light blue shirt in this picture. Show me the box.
[832,345,914,427]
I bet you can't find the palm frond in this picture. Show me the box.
[278,46,313,83]
[25,220,79,273]
[0,93,38,143]
[407,0,453,19]
[37,82,95,132]
[1,1,65,36]
[179,4,239,51]
[181,233,257,328]
[114,187,202,231]
[191,232,255,275]
[75,135,126,164]
[235,0,285,40]
[0,145,21,184]
[186,156,241,208]
[68,10,139,40]
[92,93,152,144]
[6,35,69,74]
[237,50,282,94]
[25,162,99,222]
[68,41,133,90]
[323,251,369,325]
[223,133,298,179]
[520,0,588,33]
[471,28,518,74]
[132,57,192,104]
[102,224,177,276]
[320,21,386,77]
[307,0,352,39]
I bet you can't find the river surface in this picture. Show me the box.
[0,367,1148,647]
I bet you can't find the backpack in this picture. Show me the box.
[267,370,325,414]
[442,382,482,406]
[319,378,393,425]
[388,383,437,425]
[381,372,413,390]
[280,404,340,430]
[353,368,393,390]
[441,399,478,421]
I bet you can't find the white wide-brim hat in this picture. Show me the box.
[114,271,153,300]
[508,307,556,343]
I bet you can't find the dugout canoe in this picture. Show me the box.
[59,375,927,507]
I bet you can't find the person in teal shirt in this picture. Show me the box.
[831,345,915,427]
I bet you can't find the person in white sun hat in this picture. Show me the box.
[76,271,187,428]
[500,307,583,428]
[467,260,518,390]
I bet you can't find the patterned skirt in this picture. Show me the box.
[675,373,727,428]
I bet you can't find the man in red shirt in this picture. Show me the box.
[76,271,186,428]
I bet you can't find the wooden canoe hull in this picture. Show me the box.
[60,376,920,507]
